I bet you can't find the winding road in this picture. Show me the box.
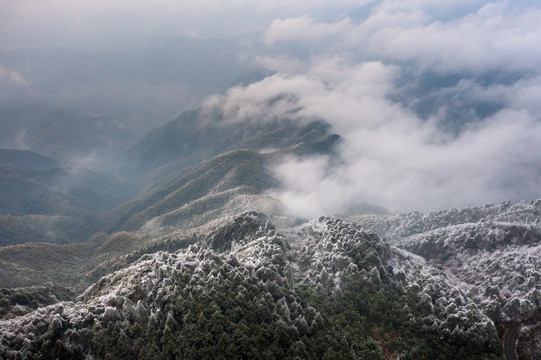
[503,315,541,360]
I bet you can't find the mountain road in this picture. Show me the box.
[503,315,541,360]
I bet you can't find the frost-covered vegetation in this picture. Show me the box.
[516,322,541,359]
[352,200,541,322]
[0,285,74,320]
[0,213,501,359]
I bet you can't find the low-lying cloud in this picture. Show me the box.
[207,1,541,217]
[0,64,27,85]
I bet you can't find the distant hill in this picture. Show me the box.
[109,114,340,232]
[0,103,131,163]
[0,162,131,247]
[0,149,131,247]
[0,102,339,248]
[0,166,130,218]
[0,167,131,246]
[0,149,60,171]
[105,149,280,233]
[123,109,339,193]
[0,215,95,247]
[0,39,261,134]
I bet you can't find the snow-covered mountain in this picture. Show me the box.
[351,200,541,358]
[0,211,514,359]
[351,201,541,321]
[1,120,539,358]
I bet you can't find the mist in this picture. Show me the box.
[0,0,368,50]
[199,1,541,216]
[2,0,541,217]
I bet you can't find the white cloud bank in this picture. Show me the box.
[207,1,541,216]
[265,1,541,73]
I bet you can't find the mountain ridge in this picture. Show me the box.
[0,149,60,171]
[0,103,131,164]
[0,213,503,359]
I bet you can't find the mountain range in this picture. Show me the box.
[0,80,540,359]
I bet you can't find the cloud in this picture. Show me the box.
[65,152,105,175]
[265,16,352,45]
[262,64,541,216]
[242,1,541,216]
[357,2,541,73]
[0,0,368,50]
[264,2,541,73]
[201,52,541,216]
[202,73,324,124]
[0,64,28,85]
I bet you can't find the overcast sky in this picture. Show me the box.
[0,0,370,50]
[2,0,540,215]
